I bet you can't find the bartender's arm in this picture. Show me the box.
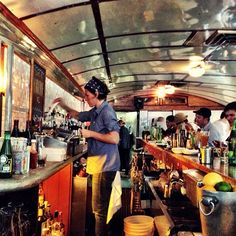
[81,129,119,144]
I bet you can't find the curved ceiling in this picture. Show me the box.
[1,0,236,106]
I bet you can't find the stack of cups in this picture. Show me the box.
[123,215,154,236]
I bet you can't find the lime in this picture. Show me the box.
[202,172,223,186]
[214,181,233,192]
[228,151,234,158]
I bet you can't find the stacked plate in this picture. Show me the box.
[124,215,154,236]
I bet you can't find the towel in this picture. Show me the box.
[107,171,122,224]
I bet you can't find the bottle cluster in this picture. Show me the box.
[37,184,65,236]
[0,119,47,178]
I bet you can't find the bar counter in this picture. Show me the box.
[143,140,236,186]
[0,151,87,193]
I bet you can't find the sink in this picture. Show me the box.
[148,182,202,233]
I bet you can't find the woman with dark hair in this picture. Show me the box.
[54,76,120,236]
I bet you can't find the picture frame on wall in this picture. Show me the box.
[31,62,46,127]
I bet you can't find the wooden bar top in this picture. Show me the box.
[0,151,87,193]
[143,140,236,186]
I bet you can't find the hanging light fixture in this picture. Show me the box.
[188,56,205,77]
[164,85,175,94]
[156,86,166,98]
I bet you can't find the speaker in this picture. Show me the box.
[134,97,144,110]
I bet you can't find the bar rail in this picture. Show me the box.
[143,140,236,186]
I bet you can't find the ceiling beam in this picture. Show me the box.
[91,0,112,82]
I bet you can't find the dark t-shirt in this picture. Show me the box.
[119,126,131,149]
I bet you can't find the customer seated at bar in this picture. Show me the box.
[142,126,150,140]
[163,115,177,137]
[213,111,230,145]
[174,112,194,133]
[224,101,236,128]
[193,107,221,146]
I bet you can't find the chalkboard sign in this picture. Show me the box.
[31,63,45,124]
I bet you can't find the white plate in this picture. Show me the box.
[182,148,199,155]
[171,147,184,154]
[156,142,166,146]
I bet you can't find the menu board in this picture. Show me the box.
[31,63,45,123]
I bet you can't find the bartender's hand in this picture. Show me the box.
[80,129,91,138]
[53,97,78,119]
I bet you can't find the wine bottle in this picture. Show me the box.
[228,118,236,166]
[0,131,13,178]
[24,120,32,146]
[11,119,20,137]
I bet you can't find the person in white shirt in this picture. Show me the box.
[224,101,236,128]
[213,112,230,144]
[193,107,221,147]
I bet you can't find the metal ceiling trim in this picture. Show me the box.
[19,2,91,21]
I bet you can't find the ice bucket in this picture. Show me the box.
[199,190,236,236]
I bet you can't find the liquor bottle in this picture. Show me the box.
[0,131,13,178]
[37,205,47,236]
[51,211,61,236]
[30,139,38,169]
[38,184,45,207]
[228,118,236,166]
[58,211,65,236]
[11,119,20,137]
[157,125,162,143]
[24,120,32,146]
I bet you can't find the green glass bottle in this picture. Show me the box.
[228,118,236,166]
[0,131,13,178]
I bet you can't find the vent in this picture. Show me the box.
[205,30,236,46]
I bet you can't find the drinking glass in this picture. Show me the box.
[200,131,209,147]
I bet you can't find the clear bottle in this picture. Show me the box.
[11,119,20,137]
[30,139,38,169]
[0,131,13,178]
[228,118,236,166]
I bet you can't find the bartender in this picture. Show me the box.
[54,76,120,236]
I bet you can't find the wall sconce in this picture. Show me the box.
[188,56,205,77]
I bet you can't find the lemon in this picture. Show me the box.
[202,185,217,192]
[214,181,233,192]
[202,172,223,186]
